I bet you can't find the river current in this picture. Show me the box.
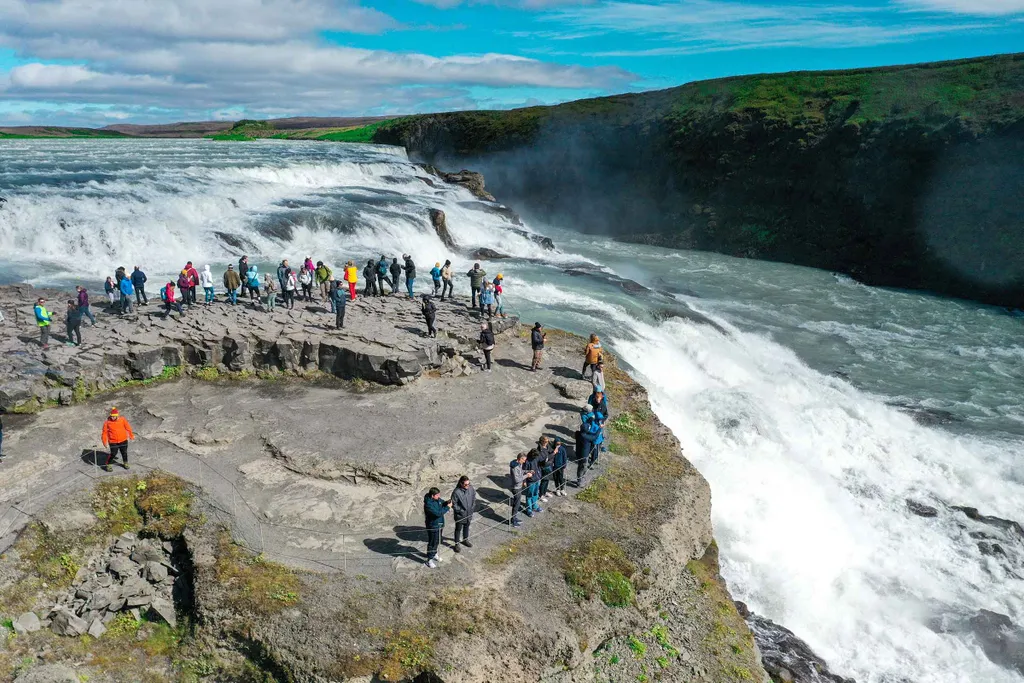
[1,139,1022,683]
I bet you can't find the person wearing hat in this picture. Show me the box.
[430,262,442,297]
[344,260,358,301]
[33,298,52,349]
[493,274,505,318]
[101,407,135,472]
[439,259,453,301]
[530,322,546,371]
[223,264,241,305]
[421,294,437,338]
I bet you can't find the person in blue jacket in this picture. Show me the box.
[423,487,451,568]
[118,275,135,314]
[130,266,148,306]
[579,404,603,470]
[376,255,390,296]
[246,266,260,303]
[429,262,442,297]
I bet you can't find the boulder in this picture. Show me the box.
[470,248,510,260]
[552,378,593,401]
[107,555,138,579]
[429,209,458,249]
[439,169,495,201]
[146,561,168,583]
[149,598,177,628]
[127,346,165,380]
[969,610,1024,675]
[87,618,107,639]
[49,608,88,637]
[906,499,939,518]
[13,612,41,635]
[131,542,164,565]
[13,663,80,683]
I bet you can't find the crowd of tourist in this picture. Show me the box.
[21,250,613,570]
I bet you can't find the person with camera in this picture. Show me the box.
[509,453,531,528]
[423,487,451,569]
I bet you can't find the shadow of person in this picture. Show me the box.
[81,449,109,467]
[551,366,579,379]
[475,486,512,524]
[496,358,528,370]
[547,401,582,414]
[362,536,424,562]
[544,422,575,438]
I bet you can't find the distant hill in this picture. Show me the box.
[1,116,392,139]
[371,53,1024,308]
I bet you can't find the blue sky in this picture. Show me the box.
[0,0,1021,126]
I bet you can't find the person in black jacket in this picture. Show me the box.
[537,436,554,502]
[421,295,437,338]
[531,322,546,371]
[450,476,476,552]
[389,258,402,295]
[131,266,148,305]
[572,428,587,487]
[65,300,83,346]
[478,322,495,371]
[423,487,451,568]
[402,254,417,299]
[551,438,568,496]
[363,260,378,297]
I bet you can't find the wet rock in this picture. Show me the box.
[969,610,1024,675]
[740,605,855,683]
[427,167,495,201]
[13,612,41,634]
[429,208,458,249]
[906,500,939,518]
[470,248,510,260]
[952,507,1024,540]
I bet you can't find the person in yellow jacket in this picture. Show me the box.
[344,260,358,301]
[100,407,135,471]
[582,334,603,379]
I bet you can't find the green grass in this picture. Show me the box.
[563,538,636,608]
[316,119,398,142]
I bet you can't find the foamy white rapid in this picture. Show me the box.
[2,139,1022,683]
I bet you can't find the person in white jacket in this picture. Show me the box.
[200,265,215,305]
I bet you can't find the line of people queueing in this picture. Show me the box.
[421,350,609,567]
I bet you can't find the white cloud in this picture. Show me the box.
[0,0,634,121]
[899,0,1024,14]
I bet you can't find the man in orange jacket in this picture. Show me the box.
[101,407,135,472]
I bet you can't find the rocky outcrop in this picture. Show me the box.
[429,208,458,249]
[423,166,495,201]
[0,285,520,411]
[470,248,509,260]
[738,604,855,683]
[45,532,185,637]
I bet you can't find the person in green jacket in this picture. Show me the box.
[33,298,52,349]
[315,261,333,302]
[423,487,451,568]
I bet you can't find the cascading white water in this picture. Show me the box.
[2,139,1022,683]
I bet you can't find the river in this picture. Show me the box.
[1,138,1022,683]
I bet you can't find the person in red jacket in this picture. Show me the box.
[101,407,135,472]
[184,262,200,306]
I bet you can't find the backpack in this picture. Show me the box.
[160,286,169,302]
[582,415,601,436]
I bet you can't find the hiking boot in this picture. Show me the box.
[453,544,461,553]
[426,559,438,569]
[512,520,523,528]
[462,540,473,548]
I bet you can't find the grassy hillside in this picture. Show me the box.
[371,53,1024,308]
[0,127,129,139]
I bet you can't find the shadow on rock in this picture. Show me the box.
[80,449,109,467]
[363,526,426,562]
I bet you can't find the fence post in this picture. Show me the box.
[343,533,347,573]
[259,521,264,554]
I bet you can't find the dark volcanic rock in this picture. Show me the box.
[969,610,1024,675]
[952,506,1024,540]
[906,499,939,518]
[471,248,510,260]
[739,604,856,683]
[429,208,458,249]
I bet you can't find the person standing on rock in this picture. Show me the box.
[531,323,546,371]
[200,265,215,305]
[101,407,134,472]
[315,261,333,302]
[552,438,568,496]
[104,277,116,307]
[430,262,442,297]
[34,297,52,349]
[466,263,486,310]
[582,334,603,379]
[478,322,494,372]
[118,274,135,315]
[344,260,358,301]
[493,274,505,317]
[65,300,83,347]
[263,273,277,313]
[580,404,602,470]
[402,254,417,298]
[75,286,96,326]
[177,269,192,307]
[238,256,249,282]
[277,259,289,294]
[304,256,314,274]
[523,449,543,516]
[298,265,313,301]
[184,262,200,306]
[389,258,402,295]
[246,266,261,304]
[423,487,450,568]
[450,476,476,553]
[509,453,530,528]
[331,279,347,328]
[421,295,437,338]
[161,281,184,318]
[376,255,390,296]
[283,268,297,310]
[537,436,554,502]
[440,260,453,301]
[363,260,378,297]
[480,282,496,319]
[573,427,588,487]
[131,266,148,306]
[591,361,605,393]
[223,264,241,305]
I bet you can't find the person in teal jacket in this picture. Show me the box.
[430,263,442,296]
[33,297,52,349]
[423,487,451,568]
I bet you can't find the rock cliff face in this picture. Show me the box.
[374,53,1024,308]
